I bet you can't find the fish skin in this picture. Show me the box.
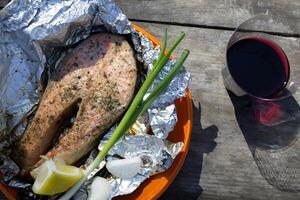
[12,33,137,173]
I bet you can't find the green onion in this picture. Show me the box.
[59,31,189,200]
[136,49,190,117]
[121,49,189,135]
[153,29,168,66]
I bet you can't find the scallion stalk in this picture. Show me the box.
[121,49,189,135]
[59,31,188,200]
[135,49,190,117]
[153,29,168,65]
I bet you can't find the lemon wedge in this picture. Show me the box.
[32,159,83,195]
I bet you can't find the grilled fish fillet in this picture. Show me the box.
[12,33,137,173]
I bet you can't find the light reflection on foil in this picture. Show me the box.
[97,133,184,198]
[134,34,191,139]
[0,0,131,187]
[0,0,191,199]
[149,104,177,139]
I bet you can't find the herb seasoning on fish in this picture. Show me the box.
[12,33,137,174]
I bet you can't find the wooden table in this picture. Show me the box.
[1,1,300,200]
[115,1,300,200]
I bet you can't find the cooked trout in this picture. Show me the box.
[12,33,137,173]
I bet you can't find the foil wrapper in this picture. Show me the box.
[0,0,131,147]
[97,128,184,198]
[133,34,191,138]
[0,0,191,199]
[0,0,131,185]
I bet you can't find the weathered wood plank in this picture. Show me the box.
[131,22,300,199]
[1,0,299,35]
[117,0,300,35]
[0,1,299,199]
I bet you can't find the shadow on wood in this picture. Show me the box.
[160,101,218,200]
[228,90,300,192]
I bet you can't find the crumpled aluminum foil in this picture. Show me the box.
[133,33,191,139]
[0,0,191,199]
[96,126,183,198]
[0,0,131,184]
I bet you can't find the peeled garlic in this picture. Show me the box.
[88,177,112,200]
[106,157,142,179]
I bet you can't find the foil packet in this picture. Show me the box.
[84,125,183,199]
[0,0,191,199]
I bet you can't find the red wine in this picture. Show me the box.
[226,37,289,98]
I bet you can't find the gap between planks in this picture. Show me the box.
[0,4,299,38]
[130,18,300,38]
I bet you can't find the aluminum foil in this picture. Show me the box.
[0,0,191,199]
[96,126,184,198]
[0,0,131,145]
[0,0,131,184]
[132,33,192,139]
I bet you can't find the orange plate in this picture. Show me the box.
[0,24,193,200]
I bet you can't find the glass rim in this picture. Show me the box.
[226,14,292,101]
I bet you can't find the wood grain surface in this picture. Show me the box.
[116,0,300,35]
[0,0,299,199]
[131,22,300,200]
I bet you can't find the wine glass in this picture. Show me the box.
[223,14,299,126]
